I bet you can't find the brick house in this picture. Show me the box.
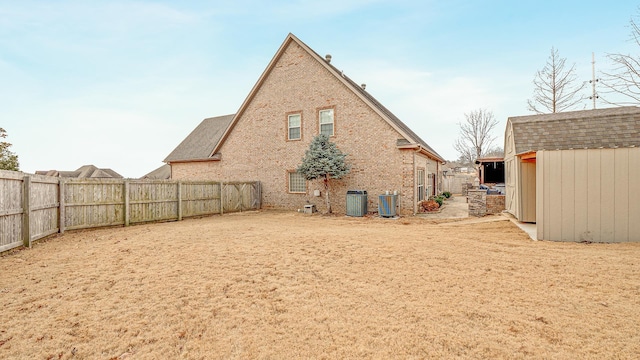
[165,33,444,215]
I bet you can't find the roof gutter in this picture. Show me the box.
[166,153,222,164]
[397,143,445,163]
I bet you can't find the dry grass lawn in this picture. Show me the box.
[1,210,639,359]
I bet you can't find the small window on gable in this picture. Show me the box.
[319,109,334,137]
[288,171,306,193]
[288,113,301,140]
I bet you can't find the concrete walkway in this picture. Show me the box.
[503,214,537,240]
[517,222,537,240]
[415,196,538,240]
[415,195,470,219]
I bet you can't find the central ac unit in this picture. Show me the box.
[378,194,397,217]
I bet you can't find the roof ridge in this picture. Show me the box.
[509,106,640,123]
[509,108,640,153]
[164,114,235,163]
[212,33,444,162]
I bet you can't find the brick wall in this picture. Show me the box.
[468,189,486,217]
[171,39,439,215]
[486,194,505,214]
[467,190,505,217]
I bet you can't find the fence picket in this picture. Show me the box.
[0,170,260,253]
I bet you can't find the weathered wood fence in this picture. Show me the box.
[0,170,261,253]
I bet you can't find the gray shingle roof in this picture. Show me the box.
[141,164,171,179]
[300,35,444,162]
[333,64,444,161]
[164,114,235,162]
[509,106,640,154]
[35,165,123,178]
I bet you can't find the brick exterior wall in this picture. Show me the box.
[171,40,440,215]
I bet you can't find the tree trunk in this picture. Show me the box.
[324,175,331,213]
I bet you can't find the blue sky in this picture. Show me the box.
[1,1,638,177]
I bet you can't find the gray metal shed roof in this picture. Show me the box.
[164,114,235,162]
[508,106,640,154]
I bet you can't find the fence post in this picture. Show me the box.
[240,183,246,212]
[22,175,31,248]
[124,180,130,226]
[59,179,65,234]
[256,181,262,209]
[177,181,182,221]
[220,182,224,215]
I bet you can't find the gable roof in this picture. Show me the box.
[35,165,123,178]
[164,114,235,163]
[141,164,171,179]
[508,106,640,155]
[214,33,444,162]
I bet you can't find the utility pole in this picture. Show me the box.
[589,52,599,109]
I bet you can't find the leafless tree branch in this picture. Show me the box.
[527,47,586,114]
[600,8,640,105]
[454,109,498,164]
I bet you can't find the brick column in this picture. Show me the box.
[468,189,487,217]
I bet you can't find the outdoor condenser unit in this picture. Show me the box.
[346,190,367,217]
[378,194,397,217]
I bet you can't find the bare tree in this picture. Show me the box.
[483,146,504,158]
[453,109,498,164]
[527,47,586,113]
[600,9,640,105]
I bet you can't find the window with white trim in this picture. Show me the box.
[288,171,306,193]
[417,169,426,201]
[288,114,301,140]
[319,109,334,136]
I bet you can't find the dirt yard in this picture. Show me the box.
[1,210,639,359]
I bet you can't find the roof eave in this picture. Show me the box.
[166,154,222,164]
[212,34,299,155]
[397,143,445,163]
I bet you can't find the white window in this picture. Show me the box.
[319,109,334,136]
[417,169,425,201]
[288,171,306,193]
[288,114,301,140]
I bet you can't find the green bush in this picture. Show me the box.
[431,195,444,207]
[441,191,452,199]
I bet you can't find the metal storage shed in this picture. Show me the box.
[504,106,640,242]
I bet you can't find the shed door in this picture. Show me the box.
[520,161,536,223]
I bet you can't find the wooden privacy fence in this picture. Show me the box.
[0,170,261,253]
